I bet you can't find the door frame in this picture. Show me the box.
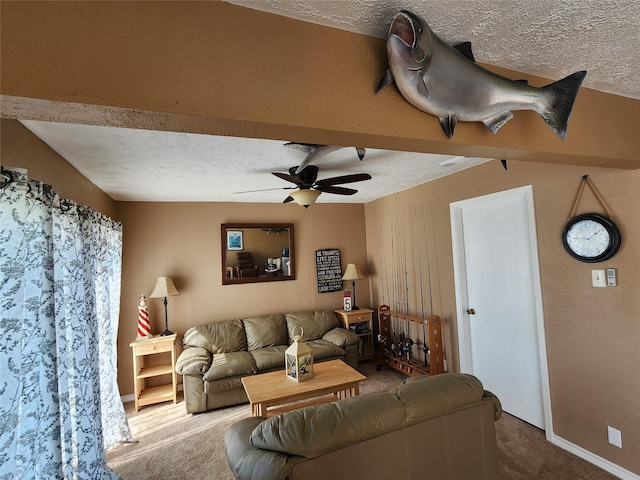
[450,185,553,438]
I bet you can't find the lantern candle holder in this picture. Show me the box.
[285,326,314,381]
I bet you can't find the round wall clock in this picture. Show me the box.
[562,213,621,263]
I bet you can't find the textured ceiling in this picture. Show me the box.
[20,120,490,203]
[17,1,639,204]
[229,0,640,99]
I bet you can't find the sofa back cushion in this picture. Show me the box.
[251,391,406,458]
[242,314,288,350]
[392,373,484,425]
[285,311,339,342]
[183,319,247,354]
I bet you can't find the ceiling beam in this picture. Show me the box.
[1,1,638,170]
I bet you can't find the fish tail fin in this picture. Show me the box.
[539,71,587,140]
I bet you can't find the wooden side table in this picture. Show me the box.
[129,334,178,412]
[335,308,374,361]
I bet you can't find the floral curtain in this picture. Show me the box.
[0,167,132,480]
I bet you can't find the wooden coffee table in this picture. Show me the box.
[241,359,366,417]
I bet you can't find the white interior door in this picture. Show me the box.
[451,186,551,431]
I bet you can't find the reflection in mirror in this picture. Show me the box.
[221,223,295,285]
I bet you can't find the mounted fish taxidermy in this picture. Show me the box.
[285,143,366,174]
[376,10,587,139]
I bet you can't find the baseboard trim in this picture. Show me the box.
[551,433,639,480]
[121,385,183,405]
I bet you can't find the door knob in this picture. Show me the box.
[466,308,476,315]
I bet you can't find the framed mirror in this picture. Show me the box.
[221,223,295,285]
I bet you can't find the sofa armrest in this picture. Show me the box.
[483,389,503,420]
[175,347,211,375]
[322,327,360,348]
[225,417,303,480]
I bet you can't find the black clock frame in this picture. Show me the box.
[562,213,622,263]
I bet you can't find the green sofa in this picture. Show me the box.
[225,373,502,480]
[175,310,360,414]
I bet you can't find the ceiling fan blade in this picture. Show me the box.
[283,196,294,203]
[234,186,294,194]
[314,173,372,187]
[272,172,305,186]
[315,185,358,196]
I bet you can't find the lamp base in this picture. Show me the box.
[160,297,174,336]
[351,305,359,311]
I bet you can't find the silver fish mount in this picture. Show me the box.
[376,10,587,140]
[284,143,366,174]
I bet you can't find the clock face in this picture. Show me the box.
[562,213,621,263]
[565,219,610,256]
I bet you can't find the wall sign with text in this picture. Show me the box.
[315,249,342,293]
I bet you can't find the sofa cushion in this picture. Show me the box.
[184,319,247,354]
[392,373,484,425]
[250,391,406,458]
[306,340,345,361]
[285,311,339,342]
[322,327,360,348]
[203,351,257,381]
[242,314,288,350]
[250,345,287,371]
[204,375,246,394]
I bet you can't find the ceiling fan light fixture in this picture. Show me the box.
[290,189,321,208]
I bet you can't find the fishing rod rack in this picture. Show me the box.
[377,305,445,376]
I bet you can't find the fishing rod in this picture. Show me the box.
[422,206,434,368]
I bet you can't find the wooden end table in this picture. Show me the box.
[241,359,366,417]
[129,334,178,412]
[335,308,374,361]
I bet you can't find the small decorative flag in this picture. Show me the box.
[136,294,152,340]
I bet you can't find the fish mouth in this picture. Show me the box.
[390,11,417,48]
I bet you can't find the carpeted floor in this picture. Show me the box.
[107,362,618,479]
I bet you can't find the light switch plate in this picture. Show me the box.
[608,426,622,448]
[591,270,606,288]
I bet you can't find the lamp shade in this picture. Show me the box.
[149,276,180,298]
[290,189,321,208]
[342,263,364,281]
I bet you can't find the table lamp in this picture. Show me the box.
[149,276,180,336]
[342,263,365,310]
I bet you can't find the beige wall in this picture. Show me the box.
[1,121,369,399]
[116,201,369,393]
[2,1,639,476]
[2,1,638,170]
[3,86,638,477]
[365,159,639,474]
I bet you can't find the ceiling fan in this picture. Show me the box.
[235,165,372,208]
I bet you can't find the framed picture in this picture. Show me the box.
[227,230,243,251]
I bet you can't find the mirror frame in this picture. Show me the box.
[221,223,295,285]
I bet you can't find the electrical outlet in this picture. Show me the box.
[592,269,606,288]
[608,426,622,448]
